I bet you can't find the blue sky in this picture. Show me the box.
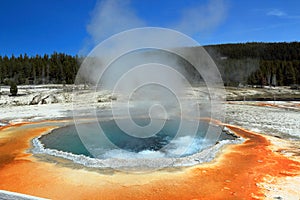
[1,0,300,56]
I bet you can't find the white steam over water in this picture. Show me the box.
[97,136,209,159]
[72,0,228,171]
[73,28,226,163]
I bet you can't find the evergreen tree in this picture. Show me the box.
[10,81,18,96]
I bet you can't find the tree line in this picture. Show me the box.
[0,42,299,87]
[0,52,80,85]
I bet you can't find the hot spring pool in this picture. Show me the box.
[37,118,236,162]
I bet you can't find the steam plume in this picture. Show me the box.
[80,0,228,54]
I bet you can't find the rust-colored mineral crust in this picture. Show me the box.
[0,122,299,199]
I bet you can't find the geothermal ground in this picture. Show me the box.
[0,85,299,199]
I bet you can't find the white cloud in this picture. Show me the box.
[173,0,228,36]
[267,9,286,17]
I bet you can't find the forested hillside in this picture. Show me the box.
[205,42,300,86]
[0,42,299,86]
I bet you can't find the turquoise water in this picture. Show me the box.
[40,125,93,157]
[39,118,231,159]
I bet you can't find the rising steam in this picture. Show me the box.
[80,0,228,54]
[73,1,227,171]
